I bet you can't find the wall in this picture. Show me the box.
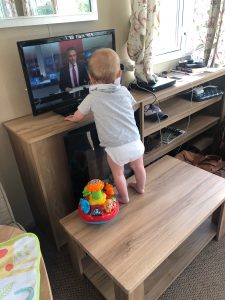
[0,0,131,227]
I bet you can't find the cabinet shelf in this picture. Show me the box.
[144,114,220,165]
[143,96,222,137]
[136,67,225,106]
[191,133,214,152]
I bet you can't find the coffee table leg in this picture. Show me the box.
[68,237,86,275]
[215,202,225,241]
[114,282,144,300]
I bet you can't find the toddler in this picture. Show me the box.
[65,48,146,203]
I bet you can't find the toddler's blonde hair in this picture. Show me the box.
[88,48,120,84]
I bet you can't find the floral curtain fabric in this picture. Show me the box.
[22,0,33,15]
[192,0,225,67]
[127,0,160,83]
[0,0,17,17]
[205,0,225,67]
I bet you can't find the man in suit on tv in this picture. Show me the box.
[59,47,88,92]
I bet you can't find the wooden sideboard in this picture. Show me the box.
[4,68,225,248]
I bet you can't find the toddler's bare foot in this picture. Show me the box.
[116,194,129,204]
[128,182,145,194]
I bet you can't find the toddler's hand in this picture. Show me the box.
[65,115,76,122]
[64,110,84,122]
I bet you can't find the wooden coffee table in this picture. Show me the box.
[60,155,225,300]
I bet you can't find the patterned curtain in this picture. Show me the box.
[22,0,33,15]
[205,0,225,67]
[1,0,17,17]
[127,0,160,83]
[192,0,225,67]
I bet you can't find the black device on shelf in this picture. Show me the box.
[180,86,224,102]
[178,59,205,68]
[162,127,186,144]
[130,77,176,92]
[17,29,116,116]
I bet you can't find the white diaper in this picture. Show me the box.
[105,140,145,166]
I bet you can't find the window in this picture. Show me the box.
[155,0,195,63]
[17,0,92,17]
[28,0,55,16]
[57,0,91,16]
[0,0,98,28]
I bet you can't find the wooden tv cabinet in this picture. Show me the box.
[4,68,225,248]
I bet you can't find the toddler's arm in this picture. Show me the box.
[65,110,84,122]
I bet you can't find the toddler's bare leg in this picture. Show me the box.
[128,156,146,194]
[107,154,129,204]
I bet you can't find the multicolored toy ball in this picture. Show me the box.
[78,179,119,224]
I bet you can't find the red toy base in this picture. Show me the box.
[78,201,119,224]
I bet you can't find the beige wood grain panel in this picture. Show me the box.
[60,156,225,293]
[7,131,51,231]
[81,220,216,300]
[114,282,144,300]
[4,113,94,144]
[144,219,216,300]
[216,202,225,240]
[83,256,114,300]
[0,225,53,300]
[7,128,74,248]
[68,237,86,275]
[31,134,74,248]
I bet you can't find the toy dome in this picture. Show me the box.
[78,179,119,224]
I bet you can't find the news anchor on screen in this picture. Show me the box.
[59,47,88,92]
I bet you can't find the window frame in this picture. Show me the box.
[0,0,98,28]
[154,0,194,64]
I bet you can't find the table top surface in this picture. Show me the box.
[0,225,52,300]
[60,155,225,293]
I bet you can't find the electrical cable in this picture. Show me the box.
[174,79,194,155]
[128,75,196,156]
[175,80,221,155]
[128,80,163,148]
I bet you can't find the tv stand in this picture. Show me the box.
[3,68,225,248]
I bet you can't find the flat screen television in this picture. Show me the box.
[17,29,116,116]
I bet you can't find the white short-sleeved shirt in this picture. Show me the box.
[78,84,140,148]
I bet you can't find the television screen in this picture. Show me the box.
[17,29,116,116]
